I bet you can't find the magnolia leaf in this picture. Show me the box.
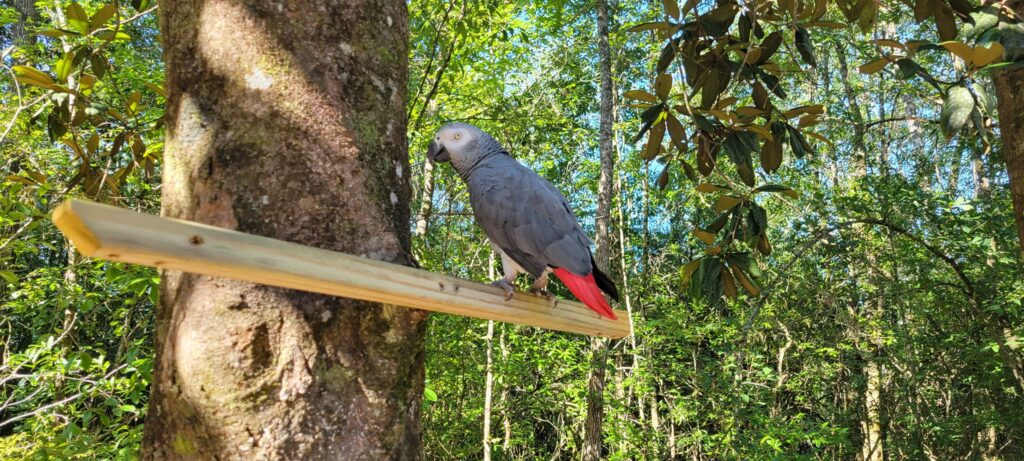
[13,66,55,86]
[933,3,956,41]
[643,122,666,160]
[760,137,782,172]
[972,42,1004,67]
[795,27,816,67]
[693,229,717,245]
[681,259,701,285]
[715,195,743,212]
[666,114,686,152]
[695,182,728,193]
[90,3,117,32]
[754,184,798,198]
[759,31,782,64]
[95,29,131,41]
[145,82,166,97]
[871,39,905,49]
[736,107,768,117]
[941,41,974,63]
[663,0,680,18]
[65,2,90,34]
[655,74,673,100]
[38,28,77,38]
[627,22,676,33]
[913,0,932,22]
[756,231,772,255]
[941,85,974,138]
[743,124,772,140]
[722,267,738,299]
[55,53,74,82]
[0,270,17,284]
[805,131,834,150]
[859,57,889,74]
[782,104,824,118]
[625,90,658,102]
[731,265,761,296]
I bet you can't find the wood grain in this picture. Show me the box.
[52,199,631,338]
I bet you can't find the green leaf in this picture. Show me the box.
[625,90,658,103]
[13,65,55,86]
[95,29,131,41]
[424,387,438,402]
[66,2,90,34]
[753,184,798,198]
[90,3,117,32]
[55,53,74,82]
[38,28,78,38]
[941,85,974,138]
[0,270,17,284]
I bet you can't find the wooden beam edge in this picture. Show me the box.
[52,200,101,255]
[52,199,633,339]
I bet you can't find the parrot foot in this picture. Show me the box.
[530,288,555,301]
[491,279,515,300]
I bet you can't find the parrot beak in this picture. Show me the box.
[427,139,450,163]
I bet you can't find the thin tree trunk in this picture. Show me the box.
[11,0,38,48]
[414,160,435,237]
[500,326,512,452]
[144,2,426,459]
[483,255,496,461]
[583,0,615,459]
[993,3,1024,255]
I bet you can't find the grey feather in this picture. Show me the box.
[465,151,593,278]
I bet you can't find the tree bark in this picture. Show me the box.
[993,4,1024,256]
[144,1,426,459]
[583,0,615,459]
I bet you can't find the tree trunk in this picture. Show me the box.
[482,255,496,461]
[414,160,435,237]
[993,6,1024,256]
[144,1,426,459]
[583,0,615,459]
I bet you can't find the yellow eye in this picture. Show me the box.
[454,132,462,140]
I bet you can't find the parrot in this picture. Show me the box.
[426,123,619,320]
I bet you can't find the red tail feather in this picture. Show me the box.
[553,268,617,320]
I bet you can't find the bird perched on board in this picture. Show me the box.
[426,123,619,320]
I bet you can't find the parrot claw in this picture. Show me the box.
[491,279,515,300]
[530,288,555,301]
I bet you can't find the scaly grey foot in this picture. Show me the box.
[530,288,555,301]
[491,279,515,300]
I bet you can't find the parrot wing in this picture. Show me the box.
[468,159,592,277]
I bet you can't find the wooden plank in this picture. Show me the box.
[52,199,631,338]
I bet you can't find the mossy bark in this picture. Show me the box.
[994,21,1024,257]
[143,1,425,459]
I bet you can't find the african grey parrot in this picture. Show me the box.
[426,123,619,319]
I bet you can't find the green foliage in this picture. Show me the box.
[2,0,1023,460]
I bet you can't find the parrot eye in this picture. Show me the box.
[454,132,462,140]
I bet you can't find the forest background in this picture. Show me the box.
[1,0,1023,459]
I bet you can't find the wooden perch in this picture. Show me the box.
[52,199,631,338]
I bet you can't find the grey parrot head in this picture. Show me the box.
[426,123,496,166]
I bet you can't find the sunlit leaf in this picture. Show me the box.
[693,229,717,245]
[625,90,658,102]
[941,85,974,138]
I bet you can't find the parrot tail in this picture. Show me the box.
[553,268,617,320]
